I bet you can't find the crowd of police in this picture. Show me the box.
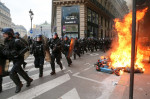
[0,28,112,94]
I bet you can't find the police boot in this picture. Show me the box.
[57,60,63,70]
[50,71,56,75]
[68,58,72,67]
[15,83,23,93]
[18,71,33,87]
[26,78,33,87]
[10,73,23,93]
[39,67,43,77]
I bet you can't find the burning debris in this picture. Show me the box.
[95,56,144,76]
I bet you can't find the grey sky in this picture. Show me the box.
[1,0,52,31]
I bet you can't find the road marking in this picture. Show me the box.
[90,53,99,56]
[82,66,93,72]
[84,63,90,66]
[25,63,50,73]
[25,59,34,62]
[8,74,71,99]
[3,66,66,91]
[64,70,73,74]
[59,88,80,99]
[73,72,101,84]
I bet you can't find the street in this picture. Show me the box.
[0,51,149,99]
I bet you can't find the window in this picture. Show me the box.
[101,17,103,25]
[62,6,79,21]
[88,9,91,22]
[87,9,99,38]
[92,11,96,23]
[64,25,78,32]
[96,14,99,24]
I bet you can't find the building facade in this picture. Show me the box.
[28,21,51,38]
[0,1,11,29]
[51,0,129,38]
[11,23,27,37]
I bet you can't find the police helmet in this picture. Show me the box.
[64,35,68,40]
[53,32,58,37]
[36,34,42,38]
[1,28,14,37]
[14,32,20,36]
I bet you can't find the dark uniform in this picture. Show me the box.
[49,33,63,75]
[82,38,88,53]
[80,39,85,54]
[2,28,33,93]
[74,38,80,59]
[31,34,45,77]
[0,44,4,93]
[94,38,98,51]
[63,36,72,66]
[14,32,28,68]
[28,36,33,52]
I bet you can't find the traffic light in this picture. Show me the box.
[136,0,146,5]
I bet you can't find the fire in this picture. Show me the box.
[119,70,124,76]
[68,38,75,57]
[110,8,148,69]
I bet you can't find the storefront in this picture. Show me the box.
[62,5,80,38]
[87,8,99,38]
[52,0,128,39]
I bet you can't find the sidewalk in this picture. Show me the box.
[110,61,150,99]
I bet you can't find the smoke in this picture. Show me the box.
[125,0,132,10]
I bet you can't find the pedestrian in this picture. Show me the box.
[1,28,33,93]
[30,34,45,77]
[49,33,63,75]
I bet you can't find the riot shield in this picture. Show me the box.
[44,37,51,62]
[0,45,10,77]
[45,47,51,62]
[68,38,75,57]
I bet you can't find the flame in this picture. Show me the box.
[68,38,75,57]
[119,70,124,76]
[110,8,148,69]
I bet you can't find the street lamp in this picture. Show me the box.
[29,9,34,31]
[41,26,42,35]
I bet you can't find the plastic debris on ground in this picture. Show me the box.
[94,56,144,76]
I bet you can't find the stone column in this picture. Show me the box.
[56,6,62,37]
[80,4,86,38]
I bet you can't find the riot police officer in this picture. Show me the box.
[0,44,8,93]
[63,36,72,67]
[14,32,28,68]
[1,28,33,93]
[49,33,63,75]
[0,44,4,93]
[30,34,45,77]
[74,37,80,59]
